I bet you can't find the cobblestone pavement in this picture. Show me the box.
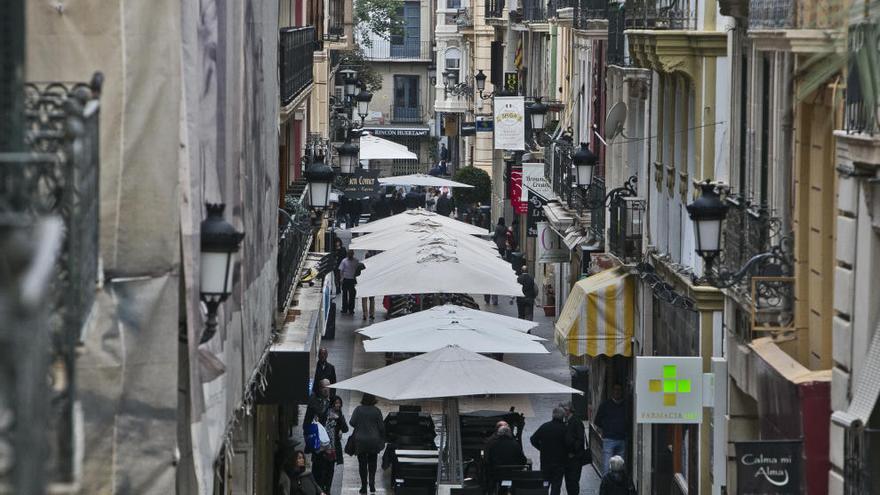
[319,294,601,495]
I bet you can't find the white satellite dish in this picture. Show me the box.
[604,101,628,142]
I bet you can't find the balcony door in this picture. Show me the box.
[393,75,420,122]
[391,1,421,58]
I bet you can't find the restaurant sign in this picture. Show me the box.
[735,440,802,495]
[364,127,429,137]
[340,170,381,198]
[635,356,703,424]
[493,96,525,150]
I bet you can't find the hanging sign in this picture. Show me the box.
[635,356,703,424]
[493,96,525,150]
[340,170,381,198]
[521,162,554,201]
[537,223,568,263]
[734,440,802,494]
[527,192,548,237]
[509,165,528,214]
[504,71,519,94]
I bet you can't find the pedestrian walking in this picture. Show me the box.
[313,395,347,493]
[391,190,406,214]
[277,450,326,495]
[439,143,449,163]
[563,402,590,495]
[436,191,453,217]
[516,265,537,321]
[338,251,360,314]
[332,239,347,294]
[349,393,386,494]
[349,197,363,227]
[303,380,333,492]
[529,407,569,495]
[360,251,377,321]
[599,456,636,495]
[312,348,337,395]
[594,384,629,473]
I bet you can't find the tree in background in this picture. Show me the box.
[354,0,403,48]
[452,167,491,207]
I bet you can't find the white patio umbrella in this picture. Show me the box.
[359,133,418,160]
[349,224,497,252]
[349,209,488,236]
[330,345,581,400]
[362,321,548,354]
[354,237,520,297]
[379,174,474,188]
[357,304,538,339]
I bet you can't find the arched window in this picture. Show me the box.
[445,48,462,84]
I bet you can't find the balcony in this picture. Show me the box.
[0,78,101,484]
[624,0,697,30]
[748,0,846,30]
[392,105,424,123]
[607,3,626,64]
[486,0,505,20]
[278,194,314,308]
[360,39,433,61]
[523,0,548,22]
[607,194,644,263]
[280,26,316,106]
[328,0,345,38]
[844,22,880,135]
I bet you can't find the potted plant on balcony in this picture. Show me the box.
[543,284,556,317]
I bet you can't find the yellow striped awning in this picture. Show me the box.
[554,267,635,357]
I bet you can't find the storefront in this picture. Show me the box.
[361,125,432,175]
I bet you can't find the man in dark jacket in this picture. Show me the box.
[516,265,537,321]
[436,192,453,217]
[486,425,527,469]
[563,402,588,495]
[304,379,331,427]
[594,384,629,473]
[529,407,568,495]
[312,348,337,396]
[391,191,407,214]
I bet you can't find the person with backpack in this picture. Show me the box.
[516,264,537,321]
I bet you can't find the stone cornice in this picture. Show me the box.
[626,30,727,83]
[749,28,845,54]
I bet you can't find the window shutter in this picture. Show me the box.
[490,41,504,86]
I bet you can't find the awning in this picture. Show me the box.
[379,174,474,188]
[359,133,418,160]
[555,267,635,357]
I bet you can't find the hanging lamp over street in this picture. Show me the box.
[686,181,729,261]
[199,203,245,343]
[572,143,598,187]
[304,153,336,209]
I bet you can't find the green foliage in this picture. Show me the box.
[338,48,384,92]
[452,167,491,207]
[354,0,404,46]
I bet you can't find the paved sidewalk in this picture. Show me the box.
[319,295,601,495]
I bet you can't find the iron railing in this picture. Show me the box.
[607,3,627,65]
[845,22,880,135]
[486,0,506,18]
[360,39,432,60]
[278,196,314,309]
[281,26,316,105]
[607,185,644,263]
[718,195,772,284]
[843,427,880,495]
[0,79,101,484]
[523,0,548,21]
[624,0,697,30]
[392,105,423,123]
[748,0,846,30]
[328,0,345,37]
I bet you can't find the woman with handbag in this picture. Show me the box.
[326,397,349,467]
[349,393,386,494]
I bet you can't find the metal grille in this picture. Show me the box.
[575,0,610,28]
[607,4,627,65]
[523,0,548,21]
[844,427,880,495]
[845,22,880,135]
[624,0,697,30]
[278,197,314,309]
[280,26,316,105]
[608,195,644,263]
[718,195,771,291]
[486,0,505,19]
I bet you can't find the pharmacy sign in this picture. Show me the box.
[635,356,703,424]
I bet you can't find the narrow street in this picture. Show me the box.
[321,296,602,494]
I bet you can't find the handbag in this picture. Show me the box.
[304,422,321,453]
[344,435,356,456]
[323,447,337,462]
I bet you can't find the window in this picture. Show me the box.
[447,0,461,9]
[445,48,462,84]
[391,1,421,58]
[393,75,420,122]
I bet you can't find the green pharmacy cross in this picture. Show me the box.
[648,365,692,407]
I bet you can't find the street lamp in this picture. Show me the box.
[474,70,487,93]
[528,97,549,135]
[199,203,245,344]
[305,153,336,209]
[341,70,359,97]
[572,143,598,187]
[444,70,458,88]
[355,85,373,120]
[686,181,728,262]
[336,137,359,174]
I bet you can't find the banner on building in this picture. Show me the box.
[734,440,802,494]
[635,356,703,424]
[521,162,554,201]
[494,96,525,150]
[340,170,381,198]
[527,192,547,237]
[509,165,528,214]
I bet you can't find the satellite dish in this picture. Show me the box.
[604,101,628,141]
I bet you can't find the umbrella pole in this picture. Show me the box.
[438,398,464,488]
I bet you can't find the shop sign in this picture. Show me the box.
[734,440,802,494]
[493,96,525,150]
[366,127,430,137]
[520,162,553,201]
[460,121,476,136]
[340,170,381,198]
[504,71,519,94]
[537,222,568,263]
[527,192,547,237]
[509,165,528,214]
[635,356,703,424]
[476,116,494,132]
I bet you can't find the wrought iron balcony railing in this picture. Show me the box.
[719,195,772,279]
[607,187,644,263]
[360,39,433,61]
[486,0,505,19]
[281,26,316,105]
[844,21,880,135]
[278,195,314,309]
[392,105,424,123]
[748,0,846,30]
[624,0,697,30]
[328,0,346,37]
[0,78,101,484]
[607,3,627,65]
[523,0,548,22]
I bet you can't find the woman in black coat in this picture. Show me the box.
[326,396,349,466]
[349,393,386,494]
